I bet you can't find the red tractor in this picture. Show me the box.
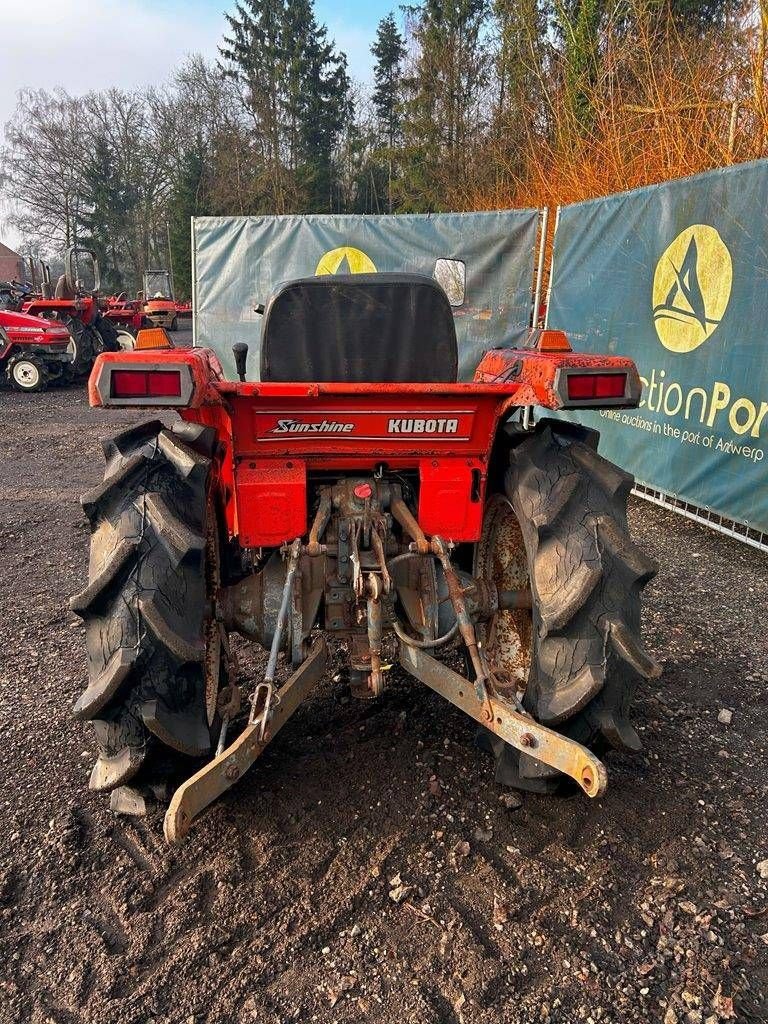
[0,307,73,390]
[71,274,659,842]
[22,246,121,376]
[141,269,178,331]
[103,294,147,346]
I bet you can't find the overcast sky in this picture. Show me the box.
[1,0,390,246]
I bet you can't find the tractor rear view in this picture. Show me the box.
[71,273,659,843]
[23,247,121,377]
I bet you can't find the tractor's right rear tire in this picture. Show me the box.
[70,418,228,793]
[478,418,661,793]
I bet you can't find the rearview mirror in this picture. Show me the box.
[434,258,466,307]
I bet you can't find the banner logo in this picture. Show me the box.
[315,246,376,276]
[652,225,732,353]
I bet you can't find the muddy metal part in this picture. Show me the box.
[431,535,488,693]
[399,645,607,798]
[171,577,604,840]
[474,495,533,691]
[171,475,601,840]
[217,480,525,682]
[220,479,439,686]
[218,547,326,666]
[164,638,328,844]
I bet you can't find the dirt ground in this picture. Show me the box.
[1,364,767,1024]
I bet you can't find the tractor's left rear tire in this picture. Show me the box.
[70,418,229,794]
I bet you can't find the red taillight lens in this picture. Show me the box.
[111,369,182,398]
[148,371,182,397]
[111,370,147,396]
[567,372,627,401]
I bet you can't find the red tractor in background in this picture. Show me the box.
[22,246,122,376]
[105,270,185,342]
[0,257,75,389]
[103,294,147,347]
[0,307,73,390]
[71,273,659,843]
[142,269,179,332]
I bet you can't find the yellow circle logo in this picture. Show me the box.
[315,246,376,276]
[652,225,732,353]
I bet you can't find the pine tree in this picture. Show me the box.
[220,0,291,211]
[492,0,545,177]
[398,0,490,211]
[220,0,350,213]
[289,0,351,211]
[372,14,407,148]
[557,0,602,133]
[371,13,407,209]
[79,134,135,292]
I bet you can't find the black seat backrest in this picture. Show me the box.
[260,273,458,383]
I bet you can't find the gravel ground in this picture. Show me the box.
[0,369,767,1024]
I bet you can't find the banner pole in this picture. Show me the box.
[543,206,560,329]
[532,207,549,327]
[191,216,197,348]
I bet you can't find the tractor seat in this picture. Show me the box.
[260,273,458,383]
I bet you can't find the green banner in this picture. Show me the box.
[192,211,539,382]
[548,160,768,535]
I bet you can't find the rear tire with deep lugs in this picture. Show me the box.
[479,418,660,792]
[70,418,228,793]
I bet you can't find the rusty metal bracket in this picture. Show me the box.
[399,644,607,799]
[164,638,328,844]
[430,536,489,701]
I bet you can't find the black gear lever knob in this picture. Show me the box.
[232,342,248,382]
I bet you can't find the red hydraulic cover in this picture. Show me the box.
[226,384,518,547]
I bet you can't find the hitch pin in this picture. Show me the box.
[249,681,275,742]
[248,537,302,740]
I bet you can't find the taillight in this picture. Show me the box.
[111,369,182,398]
[567,372,627,401]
